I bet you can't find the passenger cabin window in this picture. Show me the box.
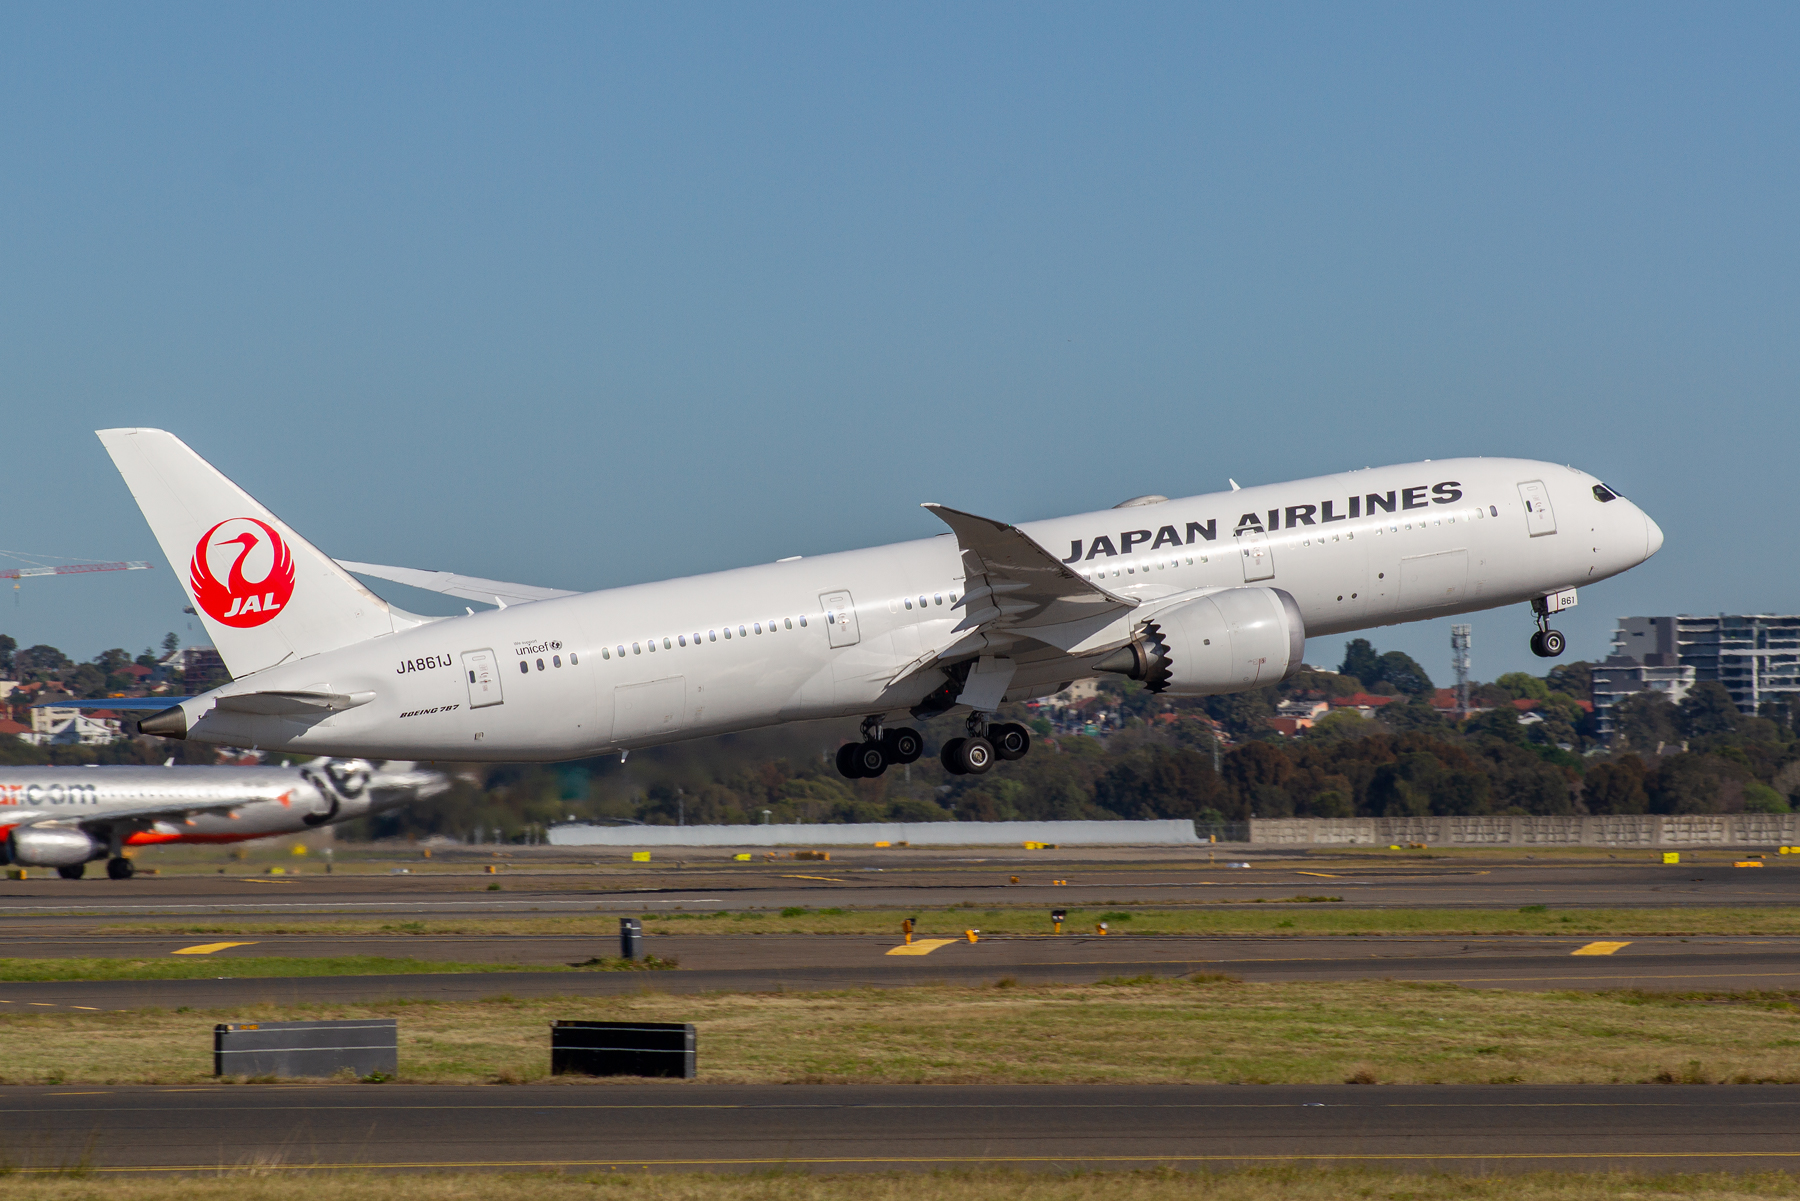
[552,655,561,667]
[663,637,672,650]
[754,623,762,634]
[784,618,793,629]
[679,635,687,647]
[709,630,717,641]
[537,658,545,670]
[723,627,732,639]
[799,615,808,627]
[904,598,913,609]
[739,625,747,637]
[519,661,529,674]
[633,642,642,654]
[570,653,578,664]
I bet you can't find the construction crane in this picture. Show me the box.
[1,555,154,602]
[1,561,154,581]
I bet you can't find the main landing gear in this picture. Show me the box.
[940,714,1032,777]
[835,717,926,780]
[1529,600,1566,659]
[56,863,85,880]
[106,856,135,880]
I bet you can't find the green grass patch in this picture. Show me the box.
[8,978,1800,1087]
[95,906,1800,940]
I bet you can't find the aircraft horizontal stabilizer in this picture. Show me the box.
[335,561,579,607]
[212,690,376,716]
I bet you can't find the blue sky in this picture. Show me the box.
[2,3,1796,688]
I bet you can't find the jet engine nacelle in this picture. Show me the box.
[1094,587,1306,695]
[7,826,104,867]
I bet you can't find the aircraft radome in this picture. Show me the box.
[97,429,1661,780]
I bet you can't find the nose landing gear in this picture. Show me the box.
[1529,598,1567,659]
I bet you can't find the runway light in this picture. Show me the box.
[965,929,979,943]
[1051,908,1066,935]
[901,917,915,946]
[1095,922,1109,936]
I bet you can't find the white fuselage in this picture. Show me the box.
[0,762,443,849]
[171,457,1661,762]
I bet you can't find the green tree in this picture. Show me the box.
[1645,753,1721,814]
[1376,650,1434,695]
[1546,661,1594,704]
[14,645,71,682]
[1611,690,1681,753]
[1742,781,1791,814]
[161,632,180,655]
[0,634,15,676]
[1678,681,1740,741]
[1495,672,1551,701]
[1339,639,1381,689]
[1582,759,1649,814]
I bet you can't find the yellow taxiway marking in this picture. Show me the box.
[885,939,958,956]
[48,1091,109,1096]
[1293,871,1340,878]
[172,942,257,955]
[779,874,846,882]
[70,1006,99,1010]
[238,879,293,884]
[1571,941,1632,956]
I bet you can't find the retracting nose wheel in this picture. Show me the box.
[1529,597,1567,658]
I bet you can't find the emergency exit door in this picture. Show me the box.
[1237,531,1275,581]
[461,648,504,709]
[1518,480,1558,537]
[819,591,861,647]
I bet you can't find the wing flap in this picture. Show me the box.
[922,503,1136,632]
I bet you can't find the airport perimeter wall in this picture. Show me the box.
[1248,815,1800,848]
[548,819,1201,848]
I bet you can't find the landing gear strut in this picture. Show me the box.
[1529,599,1566,659]
[835,717,925,780]
[940,713,1032,777]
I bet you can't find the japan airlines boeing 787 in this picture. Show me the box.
[100,430,1661,779]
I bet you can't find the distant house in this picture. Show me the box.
[0,717,29,741]
[26,712,120,746]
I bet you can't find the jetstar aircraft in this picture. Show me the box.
[0,759,448,879]
[99,429,1661,780]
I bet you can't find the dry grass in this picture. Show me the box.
[94,906,1800,940]
[7,977,1800,1087]
[2,1169,1800,1200]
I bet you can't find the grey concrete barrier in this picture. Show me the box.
[214,1019,398,1079]
[548,819,1200,847]
[1249,814,1800,848]
[551,1020,696,1078]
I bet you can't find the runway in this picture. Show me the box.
[4,1083,1800,1174]
[0,847,1796,917]
[8,933,1800,1011]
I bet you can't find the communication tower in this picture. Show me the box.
[1450,624,1472,715]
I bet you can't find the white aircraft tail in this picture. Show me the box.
[98,429,401,678]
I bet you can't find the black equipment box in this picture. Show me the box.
[551,1020,696,1078]
[214,1018,398,1078]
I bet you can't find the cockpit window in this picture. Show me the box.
[1593,483,1620,503]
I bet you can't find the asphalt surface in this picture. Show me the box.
[1,847,1795,916]
[5,1083,1800,1174]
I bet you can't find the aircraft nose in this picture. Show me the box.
[1642,509,1664,560]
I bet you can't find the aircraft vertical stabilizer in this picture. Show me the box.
[97,429,398,677]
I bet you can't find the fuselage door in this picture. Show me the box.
[819,591,861,648]
[1518,480,1557,537]
[461,648,504,709]
[1237,531,1275,582]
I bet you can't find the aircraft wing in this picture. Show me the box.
[335,561,580,607]
[923,503,1137,635]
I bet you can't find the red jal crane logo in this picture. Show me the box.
[189,518,296,628]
